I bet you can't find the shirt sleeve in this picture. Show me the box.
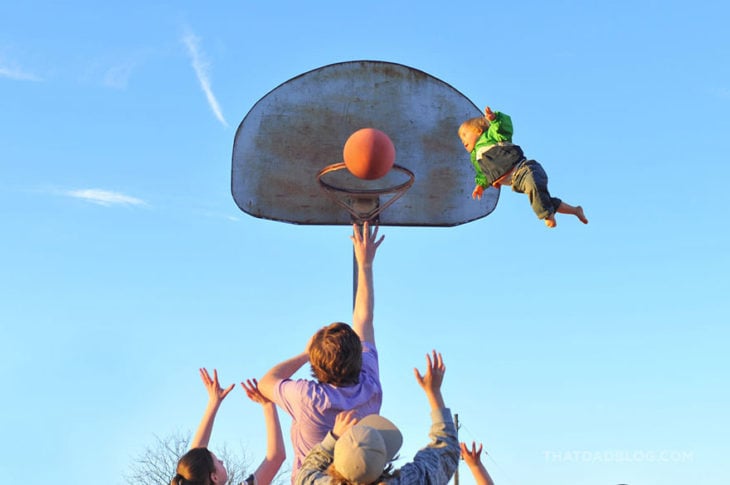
[294,432,338,485]
[241,473,256,485]
[470,150,489,188]
[273,378,312,419]
[393,407,460,484]
[361,341,380,381]
[486,111,514,143]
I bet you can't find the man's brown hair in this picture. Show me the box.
[309,322,363,386]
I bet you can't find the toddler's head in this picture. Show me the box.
[458,116,489,153]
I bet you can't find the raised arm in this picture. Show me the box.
[461,441,495,485]
[484,107,513,143]
[258,351,309,402]
[395,351,459,484]
[350,221,384,345]
[413,350,446,411]
[241,378,286,485]
[190,368,235,449]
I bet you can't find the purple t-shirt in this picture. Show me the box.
[273,342,382,481]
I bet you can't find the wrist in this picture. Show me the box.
[426,390,445,409]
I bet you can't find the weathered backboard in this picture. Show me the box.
[231,60,499,226]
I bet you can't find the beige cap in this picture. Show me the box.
[333,414,403,484]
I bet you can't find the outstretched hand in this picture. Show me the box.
[461,440,494,485]
[351,221,384,266]
[484,106,496,122]
[414,350,445,394]
[461,441,484,466]
[333,409,359,439]
[200,368,235,405]
[472,185,484,200]
[241,378,271,405]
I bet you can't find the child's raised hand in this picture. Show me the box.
[472,185,484,200]
[241,378,271,405]
[200,368,235,404]
[461,441,484,467]
[414,350,445,393]
[484,106,496,121]
[333,409,359,439]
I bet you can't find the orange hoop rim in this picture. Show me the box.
[316,162,415,196]
[316,163,415,222]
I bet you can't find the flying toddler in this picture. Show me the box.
[458,107,588,228]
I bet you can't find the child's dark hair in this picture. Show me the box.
[170,447,214,485]
[309,322,363,386]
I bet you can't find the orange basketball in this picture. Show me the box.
[343,128,396,180]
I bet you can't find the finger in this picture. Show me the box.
[213,369,220,385]
[373,234,385,249]
[413,367,424,385]
[435,351,445,372]
[222,383,235,397]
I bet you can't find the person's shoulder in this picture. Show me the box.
[278,377,321,400]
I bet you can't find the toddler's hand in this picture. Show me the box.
[472,185,484,200]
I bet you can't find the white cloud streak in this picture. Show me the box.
[0,64,42,82]
[65,189,146,207]
[181,30,228,127]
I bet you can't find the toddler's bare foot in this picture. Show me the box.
[545,216,556,228]
[576,206,588,224]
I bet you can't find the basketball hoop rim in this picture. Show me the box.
[316,162,415,223]
[316,162,415,197]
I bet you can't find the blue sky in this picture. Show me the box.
[1,1,728,484]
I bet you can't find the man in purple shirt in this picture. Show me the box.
[259,222,385,481]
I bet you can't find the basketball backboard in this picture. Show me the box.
[231,60,499,226]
